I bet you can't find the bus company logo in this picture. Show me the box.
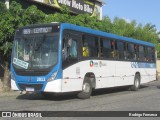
[90,61,98,67]
[99,61,102,67]
[90,60,94,67]
[99,61,107,67]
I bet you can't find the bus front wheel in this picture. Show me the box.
[130,75,140,91]
[77,78,92,99]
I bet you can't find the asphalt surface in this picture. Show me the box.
[0,80,160,120]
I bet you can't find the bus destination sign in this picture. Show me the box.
[23,27,52,35]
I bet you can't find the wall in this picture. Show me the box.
[157,59,160,75]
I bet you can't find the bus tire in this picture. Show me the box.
[77,78,92,99]
[130,75,140,91]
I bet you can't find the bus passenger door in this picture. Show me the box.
[115,41,130,86]
[96,38,116,88]
[62,31,83,92]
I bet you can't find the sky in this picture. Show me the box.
[102,0,160,31]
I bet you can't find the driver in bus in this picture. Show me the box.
[83,42,89,57]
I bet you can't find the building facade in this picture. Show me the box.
[4,0,104,20]
[29,0,103,19]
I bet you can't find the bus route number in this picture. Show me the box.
[23,29,31,35]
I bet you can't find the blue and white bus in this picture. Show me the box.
[11,23,156,99]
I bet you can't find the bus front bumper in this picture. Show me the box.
[11,79,62,93]
[11,79,19,91]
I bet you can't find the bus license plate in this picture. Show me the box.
[26,87,34,92]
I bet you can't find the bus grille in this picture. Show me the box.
[18,84,43,91]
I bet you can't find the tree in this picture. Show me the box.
[0,1,7,15]
[0,1,46,91]
[109,17,160,57]
[0,2,11,91]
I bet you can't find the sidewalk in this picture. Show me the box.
[0,90,20,97]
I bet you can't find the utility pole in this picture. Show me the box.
[5,0,9,9]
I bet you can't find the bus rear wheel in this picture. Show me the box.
[130,75,140,91]
[77,78,92,99]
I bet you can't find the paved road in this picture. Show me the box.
[0,80,160,120]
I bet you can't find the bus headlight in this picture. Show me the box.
[47,71,57,82]
[10,72,16,81]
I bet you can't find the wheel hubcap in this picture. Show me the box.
[135,79,139,88]
[82,83,90,93]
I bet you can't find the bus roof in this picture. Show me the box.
[61,23,155,47]
[17,22,155,47]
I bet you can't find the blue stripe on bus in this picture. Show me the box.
[61,23,155,47]
[131,62,156,68]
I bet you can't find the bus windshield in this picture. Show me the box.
[12,34,59,70]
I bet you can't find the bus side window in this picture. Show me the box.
[63,39,78,60]
[116,41,125,60]
[70,40,77,58]
[111,41,115,59]
[144,46,148,61]
[82,42,89,57]
[139,45,145,61]
[82,35,98,58]
[123,42,127,60]
[134,45,138,60]
[62,38,68,60]
[151,48,155,62]
[100,38,114,59]
[147,47,155,62]
[62,33,79,69]
[127,43,134,60]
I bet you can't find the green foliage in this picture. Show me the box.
[111,17,137,37]
[23,5,46,25]
[0,1,46,61]
[0,1,7,15]
[101,16,113,33]
[60,5,70,14]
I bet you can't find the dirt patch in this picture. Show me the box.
[0,80,10,92]
[0,90,20,97]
